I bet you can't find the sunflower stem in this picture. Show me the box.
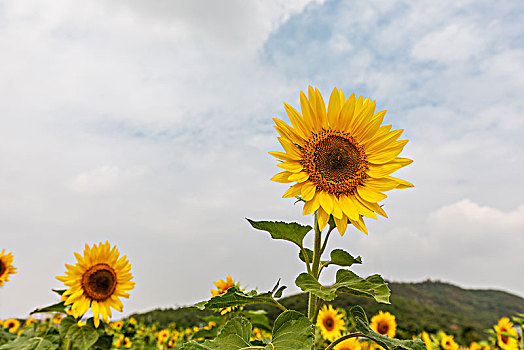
[300,246,312,274]
[324,332,363,350]
[65,339,73,350]
[319,225,335,260]
[308,212,322,324]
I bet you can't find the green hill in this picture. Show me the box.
[130,280,524,344]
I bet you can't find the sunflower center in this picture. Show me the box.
[82,263,117,302]
[302,131,368,196]
[323,317,335,331]
[501,334,509,344]
[0,260,5,276]
[377,321,389,335]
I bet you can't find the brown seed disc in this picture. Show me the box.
[81,263,117,302]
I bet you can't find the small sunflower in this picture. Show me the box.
[334,337,361,350]
[494,317,519,350]
[370,311,397,338]
[440,333,459,350]
[210,274,238,314]
[316,304,346,341]
[24,317,38,328]
[270,87,413,235]
[0,249,17,286]
[56,241,135,328]
[3,318,20,333]
[422,331,433,350]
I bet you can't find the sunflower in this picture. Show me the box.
[316,304,346,341]
[422,331,433,350]
[270,87,413,235]
[334,337,361,350]
[2,318,20,333]
[210,274,237,314]
[440,333,459,350]
[157,329,170,344]
[370,311,396,338]
[24,317,38,328]
[56,241,135,328]
[0,249,17,286]
[494,317,519,350]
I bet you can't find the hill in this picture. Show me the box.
[129,280,524,344]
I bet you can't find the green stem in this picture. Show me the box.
[324,332,363,350]
[308,213,322,322]
[65,339,73,350]
[319,225,335,259]
[301,246,312,274]
[271,299,288,312]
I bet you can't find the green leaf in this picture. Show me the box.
[181,311,313,350]
[298,248,314,263]
[192,327,220,340]
[325,249,362,267]
[0,337,58,350]
[200,287,281,310]
[273,285,287,299]
[62,318,99,350]
[243,310,271,331]
[246,219,311,247]
[350,306,426,350]
[30,302,67,315]
[51,289,66,296]
[295,269,390,303]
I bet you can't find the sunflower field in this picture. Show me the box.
[1,88,523,350]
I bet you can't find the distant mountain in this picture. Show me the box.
[130,280,524,344]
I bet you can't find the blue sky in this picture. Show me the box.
[1,0,523,319]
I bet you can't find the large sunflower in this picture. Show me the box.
[370,311,397,338]
[0,249,17,286]
[270,87,413,235]
[56,241,135,327]
[316,304,346,341]
[494,317,519,350]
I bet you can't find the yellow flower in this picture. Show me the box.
[468,342,482,350]
[494,317,519,350]
[334,337,361,350]
[0,249,17,286]
[422,331,433,350]
[56,241,135,328]
[440,333,459,350]
[157,329,170,344]
[270,87,413,235]
[24,317,38,328]
[316,304,346,341]
[370,311,396,338]
[53,314,63,324]
[128,317,137,325]
[110,320,124,329]
[123,337,132,348]
[210,274,237,314]
[3,318,20,333]
[167,337,177,348]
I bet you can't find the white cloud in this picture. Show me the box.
[68,166,146,195]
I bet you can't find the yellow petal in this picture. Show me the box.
[303,192,320,215]
[318,191,334,214]
[317,207,330,231]
[282,183,303,198]
[278,137,303,159]
[364,177,400,192]
[288,172,310,183]
[351,195,377,219]
[334,216,348,236]
[284,102,310,139]
[338,93,356,130]
[273,118,305,146]
[268,151,300,162]
[357,186,387,203]
[367,140,409,164]
[339,194,359,221]
[301,181,317,201]
[327,87,342,127]
[349,216,368,235]
[386,176,414,189]
[300,90,319,132]
[331,195,343,219]
[356,109,385,142]
[92,301,100,327]
[365,129,404,152]
[270,171,293,183]
[277,161,303,173]
[314,88,329,129]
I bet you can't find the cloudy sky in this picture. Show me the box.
[1,0,523,319]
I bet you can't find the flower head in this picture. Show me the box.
[2,318,20,333]
[440,333,459,350]
[270,87,413,235]
[370,311,397,338]
[210,274,238,314]
[56,241,135,327]
[316,304,346,341]
[334,337,361,350]
[494,317,519,350]
[0,249,17,286]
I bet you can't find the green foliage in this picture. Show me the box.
[59,317,100,350]
[181,311,313,350]
[324,249,362,268]
[195,285,285,312]
[0,327,60,350]
[246,219,311,248]
[30,302,67,315]
[349,306,426,350]
[295,269,390,303]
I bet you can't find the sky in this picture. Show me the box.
[1,0,524,319]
